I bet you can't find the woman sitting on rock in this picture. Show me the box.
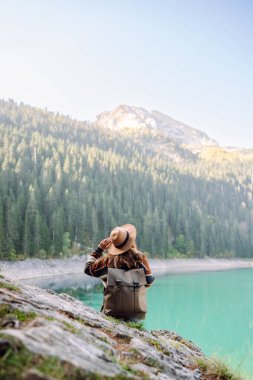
[84,224,154,321]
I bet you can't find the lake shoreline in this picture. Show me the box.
[1,275,228,380]
[1,256,253,281]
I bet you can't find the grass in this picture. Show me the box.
[120,363,135,372]
[125,321,145,330]
[46,316,81,335]
[45,316,56,321]
[13,310,37,322]
[62,321,79,335]
[0,336,143,380]
[0,337,65,380]
[95,315,145,331]
[194,356,242,380]
[147,338,161,350]
[46,316,83,336]
[0,281,21,293]
[104,315,121,324]
[0,304,37,323]
[169,339,183,350]
[0,304,11,319]
[146,337,171,356]
[0,336,124,380]
[99,335,111,344]
[119,345,160,374]
[119,363,150,379]
[143,357,160,368]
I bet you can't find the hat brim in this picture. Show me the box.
[108,224,137,256]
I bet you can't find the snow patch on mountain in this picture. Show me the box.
[96,105,218,147]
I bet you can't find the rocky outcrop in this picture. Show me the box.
[0,276,241,380]
[95,105,218,147]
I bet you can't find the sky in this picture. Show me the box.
[0,0,253,148]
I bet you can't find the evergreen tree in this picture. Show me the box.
[1,99,253,259]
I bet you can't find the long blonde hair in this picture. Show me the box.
[103,247,144,269]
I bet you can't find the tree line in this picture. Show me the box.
[0,99,253,260]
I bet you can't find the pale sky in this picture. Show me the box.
[0,0,252,148]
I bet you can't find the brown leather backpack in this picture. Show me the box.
[103,268,147,320]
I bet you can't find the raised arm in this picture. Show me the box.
[84,238,111,277]
[141,255,155,288]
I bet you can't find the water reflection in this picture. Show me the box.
[21,273,99,290]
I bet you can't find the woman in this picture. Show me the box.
[84,224,155,320]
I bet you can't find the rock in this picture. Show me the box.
[0,276,242,380]
[0,339,12,357]
[1,318,20,329]
[22,369,55,380]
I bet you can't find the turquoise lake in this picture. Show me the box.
[55,269,253,379]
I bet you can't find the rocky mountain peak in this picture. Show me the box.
[96,105,218,147]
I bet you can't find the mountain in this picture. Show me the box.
[96,105,218,147]
[0,99,253,260]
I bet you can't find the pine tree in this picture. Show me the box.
[0,195,4,258]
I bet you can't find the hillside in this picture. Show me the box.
[0,275,242,379]
[0,99,253,260]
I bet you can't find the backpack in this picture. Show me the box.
[103,268,147,320]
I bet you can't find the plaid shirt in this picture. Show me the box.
[84,250,155,288]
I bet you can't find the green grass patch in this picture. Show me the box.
[169,339,182,350]
[0,281,21,293]
[0,338,65,380]
[104,315,121,324]
[45,316,80,335]
[0,337,120,380]
[147,338,161,349]
[0,304,37,324]
[0,304,10,319]
[125,321,145,330]
[14,310,37,322]
[195,356,242,380]
[99,335,111,344]
[146,337,171,355]
[62,321,79,335]
[45,316,56,321]
[119,362,149,379]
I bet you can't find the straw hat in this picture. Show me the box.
[108,224,137,256]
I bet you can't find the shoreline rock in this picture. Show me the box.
[1,257,253,282]
[0,275,242,379]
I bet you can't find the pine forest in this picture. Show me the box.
[1,99,253,260]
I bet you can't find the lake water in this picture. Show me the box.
[51,269,253,379]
